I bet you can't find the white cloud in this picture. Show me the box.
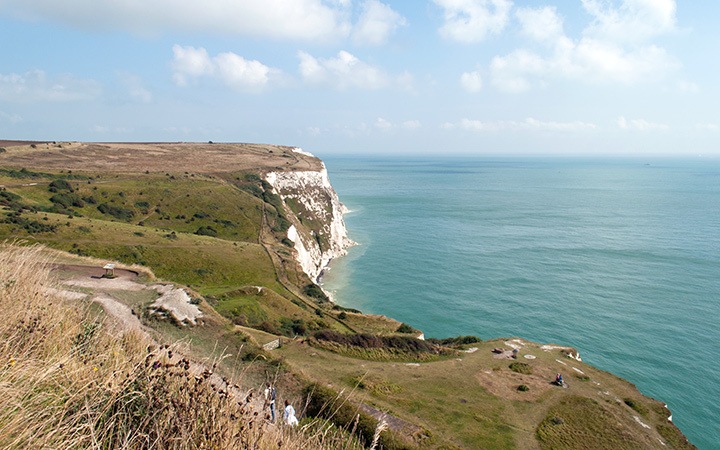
[352,0,406,46]
[515,6,564,43]
[489,1,679,92]
[119,72,152,103]
[617,116,669,131]
[445,117,598,132]
[433,0,512,43]
[306,126,322,136]
[2,0,351,42]
[523,117,598,131]
[402,120,421,130]
[171,46,214,86]
[214,52,279,91]
[172,45,279,93]
[460,70,483,93]
[490,49,544,92]
[298,50,388,90]
[0,70,101,102]
[375,117,393,130]
[696,123,719,131]
[582,0,677,43]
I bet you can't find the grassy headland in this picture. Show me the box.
[0,141,695,449]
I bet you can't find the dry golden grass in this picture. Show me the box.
[0,243,365,449]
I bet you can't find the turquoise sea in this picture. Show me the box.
[319,156,720,449]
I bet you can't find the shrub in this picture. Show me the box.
[312,330,440,354]
[426,335,482,347]
[3,216,58,233]
[48,179,73,192]
[0,191,30,212]
[509,362,533,374]
[304,283,329,302]
[396,323,415,334]
[97,203,135,221]
[50,192,85,208]
[518,384,530,392]
[195,226,218,237]
[279,317,307,336]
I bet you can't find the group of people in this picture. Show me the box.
[263,382,298,427]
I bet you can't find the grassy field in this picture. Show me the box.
[278,337,692,449]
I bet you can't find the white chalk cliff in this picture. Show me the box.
[265,152,353,283]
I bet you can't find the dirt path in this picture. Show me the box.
[92,293,148,336]
[53,264,272,424]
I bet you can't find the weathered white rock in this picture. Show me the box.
[265,160,354,283]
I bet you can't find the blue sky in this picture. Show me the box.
[1,0,718,156]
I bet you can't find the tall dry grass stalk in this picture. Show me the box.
[0,243,366,449]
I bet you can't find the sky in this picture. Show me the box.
[1,0,719,156]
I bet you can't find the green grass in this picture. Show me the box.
[0,152,695,450]
[537,396,645,449]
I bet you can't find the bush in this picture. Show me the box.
[48,179,73,192]
[426,335,482,347]
[313,330,440,354]
[195,226,218,237]
[279,317,307,336]
[50,192,85,208]
[396,323,415,334]
[97,203,135,221]
[304,283,329,302]
[303,383,377,446]
[509,362,533,374]
[518,384,530,392]
[0,191,30,212]
[3,216,58,233]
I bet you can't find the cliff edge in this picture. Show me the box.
[265,148,354,283]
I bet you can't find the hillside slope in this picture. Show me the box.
[0,141,695,449]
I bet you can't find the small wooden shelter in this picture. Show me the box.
[103,263,116,278]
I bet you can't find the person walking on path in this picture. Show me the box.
[264,382,276,423]
[284,399,299,427]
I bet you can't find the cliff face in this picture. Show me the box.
[265,151,354,283]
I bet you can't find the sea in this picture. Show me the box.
[319,156,720,449]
